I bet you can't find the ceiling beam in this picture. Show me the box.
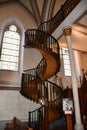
[41,0,56,22]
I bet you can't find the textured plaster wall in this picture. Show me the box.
[0,90,40,121]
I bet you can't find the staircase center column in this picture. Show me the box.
[63,26,84,130]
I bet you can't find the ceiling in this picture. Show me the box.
[0,0,87,53]
[58,11,87,52]
[0,0,66,25]
[72,13,87,52]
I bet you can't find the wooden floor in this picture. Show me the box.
[0,121,66,130]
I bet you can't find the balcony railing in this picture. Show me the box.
[38,0,81,33]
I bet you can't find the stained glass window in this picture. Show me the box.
[0,25,20,71]
[62,48,71,76]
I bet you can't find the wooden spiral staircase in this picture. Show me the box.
[20,29,63,130]
[19,1,81,130]
[5,0,81,130]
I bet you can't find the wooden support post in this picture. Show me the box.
[66,114,73,130]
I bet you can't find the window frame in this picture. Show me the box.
[0,17,25,87]
[0,24,21,71]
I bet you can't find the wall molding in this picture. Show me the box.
[0,86,20,90]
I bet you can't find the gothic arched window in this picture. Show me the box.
[0,25,20,71]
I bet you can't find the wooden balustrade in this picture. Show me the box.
[38,0,81,33]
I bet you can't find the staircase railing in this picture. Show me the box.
[20,27,62,129]
[20,35,63,128]
[25,29,59,53]
[28,105,45,128]
[20,56,46,100]
[38,0,81,33]
[20,0,81,129]
[37,76,63,112]
[28,77,63,129]
[36,56,46,76]
[24,29,60,71]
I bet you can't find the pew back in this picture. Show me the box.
[5,117,33,130]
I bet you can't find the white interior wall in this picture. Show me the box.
[0,90,40,121]
[0,48,42,121]
[23,48,43,70]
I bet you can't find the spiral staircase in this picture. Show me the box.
[20,0,81,130]
[20,28,63,130]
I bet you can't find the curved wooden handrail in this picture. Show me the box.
[38,0,81,33]
[20,1,81,129]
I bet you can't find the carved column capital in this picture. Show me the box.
[63,26,72,36]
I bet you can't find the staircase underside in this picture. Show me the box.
[39,50,58,79]
[48,108,62,122]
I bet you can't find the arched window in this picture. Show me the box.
[61,47,71,76]
[0,25,20,71]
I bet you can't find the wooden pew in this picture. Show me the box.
[5,117,33,130]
